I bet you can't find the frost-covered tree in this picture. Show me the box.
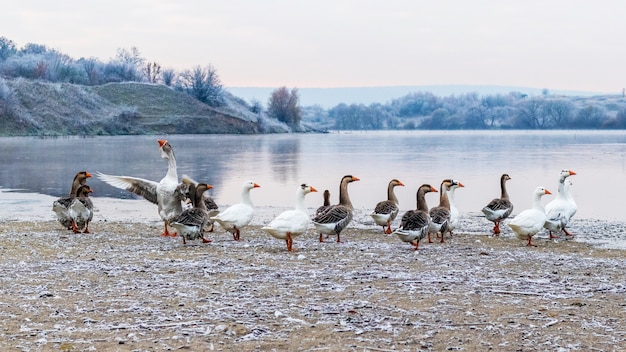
[177,65,224,106]
[267,87,301,126]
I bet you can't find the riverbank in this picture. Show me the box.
[0,196,625,351]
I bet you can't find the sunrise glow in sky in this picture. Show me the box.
[2,0,625,93]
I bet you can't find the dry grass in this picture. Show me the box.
[0,217,625,351]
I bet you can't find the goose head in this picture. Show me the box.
[299,183,318,195]
[559,169,576,183]
[158,139,175,160]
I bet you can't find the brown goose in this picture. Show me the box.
[312,175,360,243]
[392,184,438,250]
[481,174,514,236]
[97,140,187,237]
[428,179,453,243]
[370,179,405,234]
[170,180,214,245]
[69,184,94,234]
[315,189,332,216]
[52,171,92,230]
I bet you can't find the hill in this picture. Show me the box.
[0,79,297,136]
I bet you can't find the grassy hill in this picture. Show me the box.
[0,79,285,136]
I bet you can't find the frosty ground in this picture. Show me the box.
[0,195,625,351]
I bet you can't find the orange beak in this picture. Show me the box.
[569,170,577,176]
[458,182,465,187]
[86,172,92,178]
[545,189,552,195]
[310,186,318,192]
[431,186,438,192]
[253,183,261,188]
[158,139,167,147]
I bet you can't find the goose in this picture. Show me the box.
[508,186,552,247]
[481,174,514,236]
[68,184,94,234]
[428,179,453,243]
[202,194,220,232]
[210,180,260,241]
[392,184,438,250]
[370,179,404,234]
[52,171,92,230]
[170,180,214,245]
[315,189,332,216]
[262,184,317,251]
[446,179,465,236]
[544,169,577,238]
[97,139,187,237]
[312,175,359,243]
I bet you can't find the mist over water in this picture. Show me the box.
[1,130,625,223]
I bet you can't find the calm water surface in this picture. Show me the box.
[1,131,625,223]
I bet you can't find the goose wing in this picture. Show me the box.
[97,172,158,204]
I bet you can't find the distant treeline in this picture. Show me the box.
[302,91,626,130]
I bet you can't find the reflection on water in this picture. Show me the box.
[1,131,625,223]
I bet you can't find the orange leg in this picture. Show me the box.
[493,220,501,236]
[336,233,342,243]
[201,236,212,243]
[527,236,537,247]
[319,233,325,242]
[83,223,91,234]
[161,222,177,237]
[440,231,445,243]
[563,229,574,237]
[549,231,559,239]
[384,219,392,234]
[72,221,80,234]
[427,233,433,243]
[286,233,295,251]
[411,240,420,250]
[232,227,241,241]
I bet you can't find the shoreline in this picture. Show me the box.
[0,216,625,351]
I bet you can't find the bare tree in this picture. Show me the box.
[267,86,301,126]
[161,68,176,86]
[178,65,224,106]
[144,62,161,83]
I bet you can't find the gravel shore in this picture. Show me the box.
[1,207,625,351]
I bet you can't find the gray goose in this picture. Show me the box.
[312,175,360,243]
[370,179,405,234]
[481,174,514,236]
[97,139,188,237]
[428,179,453,243]
[68,184,94,234]
[315,189,332,216]
[170,179,214,245]
[203,194,220,232]
[392,184,438,250]
[52,171,92,230]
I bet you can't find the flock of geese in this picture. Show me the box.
[51,139,578,251]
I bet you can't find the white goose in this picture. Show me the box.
[544,169,577,239]
[481,174,514,236]
[312,175,359,243]
[370,179,404,234]
[508,186,552,247]
[97,139,187,237]
[210,180,260,241]
[262,184,317,251]
[446,179,465,236]
[392,184,438,250]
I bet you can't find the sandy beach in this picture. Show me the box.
[0,191,625,351]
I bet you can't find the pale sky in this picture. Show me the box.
[1,0,625,93]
